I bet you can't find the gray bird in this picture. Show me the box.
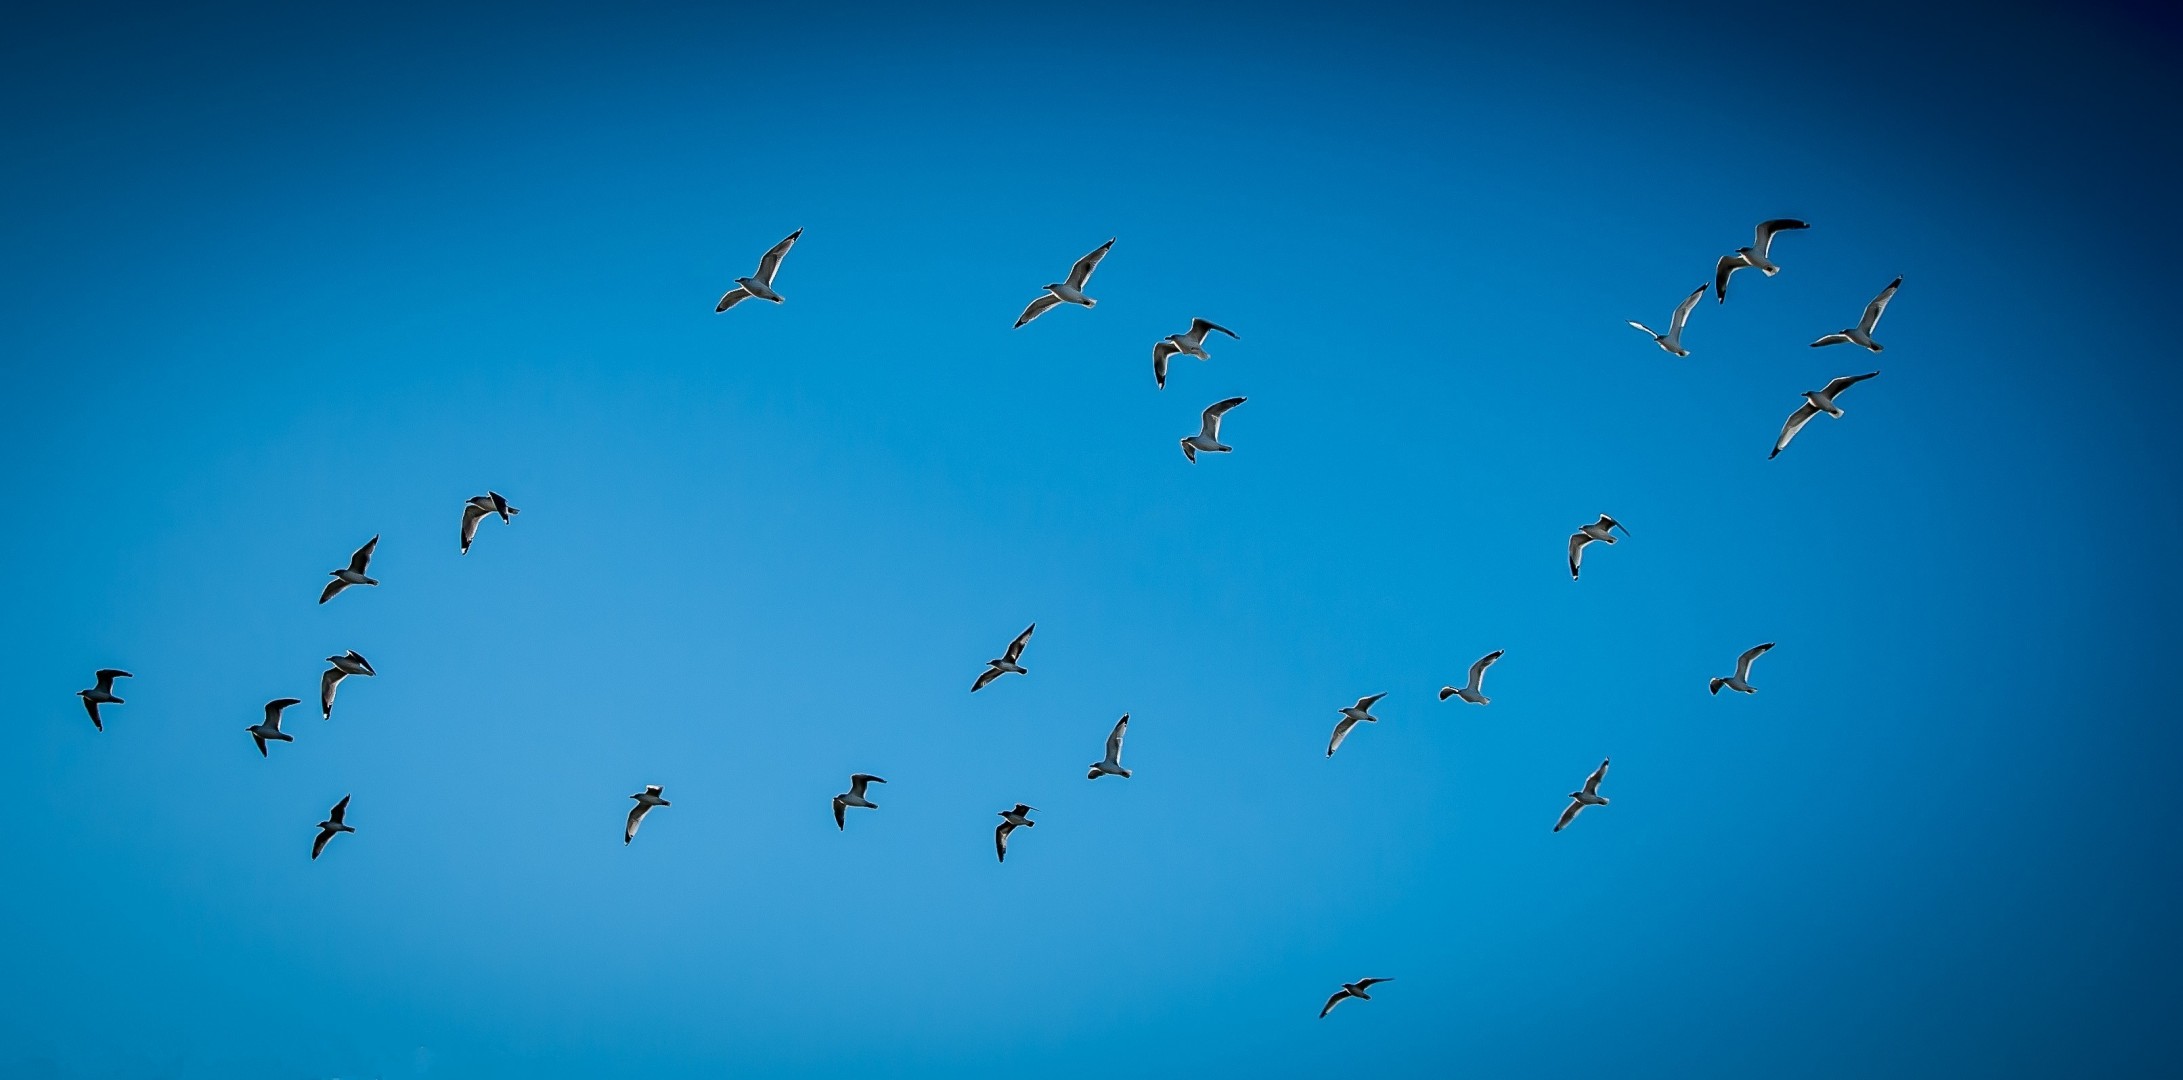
[1568,515,1630,581]
[319,535,379,604]
[1439,650,1504,705]
[1087,714,1132,779]
[625,785,669,845]
[1327,693,1387,757]
[1553,758,1611,832]
[714,229,802,312]
[247,698,301,757]
[320,650,375,720]
[1714,218,1810,303]
[1770,371,1880,459]
[971,623,1035,692]
[1014,239,1114,328]
[833,773,887,831]
[1810,278,1901,353]
[1152,318,1239,389]
[1320,978,1395,1018]
[311,795,354,860]
[1710,642,1776,696]
[995,803,1037,862]
[1180,396,1247,463]
[1627,284,1706,357]
[460,491,520,554]
[77,668,131,731]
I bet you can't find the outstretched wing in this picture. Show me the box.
[1735,642,1776,680]
[754,228,802,287]
[1201,396,1246,439]
[1106,715,1129,760]
[1583,758,1610,796]
[1014,292,1062,328]
[1326,715,1360,757]
[320,668,344,719]
[1713,253,1746,303]
[1568,532,1591,579]
[1187,317,1237,344]
[1468,650,1503,688]
[971,666,1004,693]
[312,826,335,860]
[83,697,103,731]
[1152,340,1179,389]
[1064,238,1115,290]
[329,794,351,824]
[1819,371,1881,399]
[1320,990,1352,1018]
[1752,218,1810,259]
[624,802,651,844]
[995,821,1015,862]
[1770,402,1821,459]
[1003,623,1035,663]
[1669,284,1705,334]
[833,798,847,831]
[347,535,378,574]
[461,501,488,553]
[1553,798,1584,832]
[1809,333,1854,348]
[1859,277,1901,333]
[715,285,753,312]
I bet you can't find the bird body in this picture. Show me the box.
[77,668,131,731]
[1087,714,1132,779]
[1710,642,1776,695]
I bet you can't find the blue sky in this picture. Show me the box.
[3,1,2178,1076]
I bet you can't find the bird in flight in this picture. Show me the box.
[1568,515,1630,581]
[1087,714,1132,779]
[1151,318,1239,389]
[714,228,803,312]
[77,668,131,731]
[1714,218,1810,303]
[1809,277,1902,352]
[319,535,380,604]
[1180,396,1247,463]
[995,803,1037,862]
[311,795,354,860]
[1014,239,1114,328]
[1320,977,1395,1018]
[460,491,520,554]
[1553,758,1611,832]
[319,650,376,720]
[625,785,670,845]
[833,773,887,831]
[247,698,301,757]
[1440,650,1504,705]
[1327,693,1387,757]
[1710,642,1776,696]
[1627,284,1706,357]
[1770,371,1880,459]
[971,623,1035,692]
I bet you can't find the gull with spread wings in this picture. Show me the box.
[1014,239,1114,328]
[714,228,803,312]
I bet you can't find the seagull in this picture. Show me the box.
[247,698,301,757]
[995,803,1037,862]
[1320,978,1394,1018]
[714,228,802,312]
[971,623,1035,692]
[1439,650,1504,705]
[1327,693,1387,757]
[1180,396,1247,463]
[1014,239,1114,328]
[625,785,669,845]
[459,491,520,554]
[833,773,887,831]
[1568,515,1630,580]
[319,650,376,720]
[77,668,131,731]
[1087,714,1132,779]
[318,535,379,604]
[1770,371,1880,459]
[1810,277,1902,352]
[1711,642,1777,696]
[1151,318,1239,389]
[1714,218,1811,302]
[1553,758,1611,832]
[311,795,354,860]
[1627,285,1706,357]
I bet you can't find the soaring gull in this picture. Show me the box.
[1087,714,1132,779]
[1320,978,1395,1018]
[714,228,803,312]
[995,803,1037,862]
[625,785,670,845]
[1710,642,1776,696]
[833,773,887,831]
[1327,693,1387,757]
[460,491,520,554]
[319,535,379,604]
[247,698,301,757]
[1809,277,1901,352]
[77,668,131,731]
[1770,371,1880,459]
[1627,284,1706,357]
[1568,515,1630,581]
[1553,758,1611,832]
[1714,218,1810,303]
[1152,318,1239,389]
[319,650,376,720]
[971,623,1036,692]
[312,795,354,860]
[1014,239,1114,328]
[1440,650,1504,705]
[1180,396,1247,463]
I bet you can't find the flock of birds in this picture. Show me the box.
[68,216,1897,1018]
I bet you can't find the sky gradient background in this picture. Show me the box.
[4,1,2179,1076]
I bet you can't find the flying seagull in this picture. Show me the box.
[77,668,131,731]
[1152,318,1239,389]
[971,623,1036,692]
[459,491,520,554]
[247,698,301,757]
[1320,978,1395,1018]
[318,535,379,604]
[1014,239,1114,328]
[311,795,354,860]
[1627,284,1706,357]
[1714,218,1811,303]
[319,650,376,720]
[1810,277,1902,352]
[1180,396,1247,463]
[995,803,1037,862]
[1770,371,1880,459]
[625,785,669,845]
[1711,642,1777,696]
[714,228,803,312]
[1327,693,1387,757]
[1568,515,1630,580]
[1440,650,1505,705]
[1087,714,1132,779]
[1553,758,1611,832]
[833,773,887,831]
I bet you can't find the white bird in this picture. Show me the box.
[311,794,354,860]
[971,623,1036,692]
[318,535,379,604]
[247,698,301,757]
[319,650,376,720]
[1568,515,1630,581]
[1810,277,1901,352]
[1710,642,1776,696]
[1553,758,1611,832]
[1180,396,1247,463]
[1714,218,1811,303]
[625,785,669,845]
[1327,693,1387,757]
[1087,714,1132,779]
[714,228,802,312]
[1439,650,1505,705]
[1627,284,1706,357]
[1770,371,1880,459]
[995,803,1037,862]
[833,773,887,831]
[1014,239,1114,328]
[77,668,131,731]
[1320,977,1394,1018]
[1152,318,1239,389]
[459,491,520,554]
